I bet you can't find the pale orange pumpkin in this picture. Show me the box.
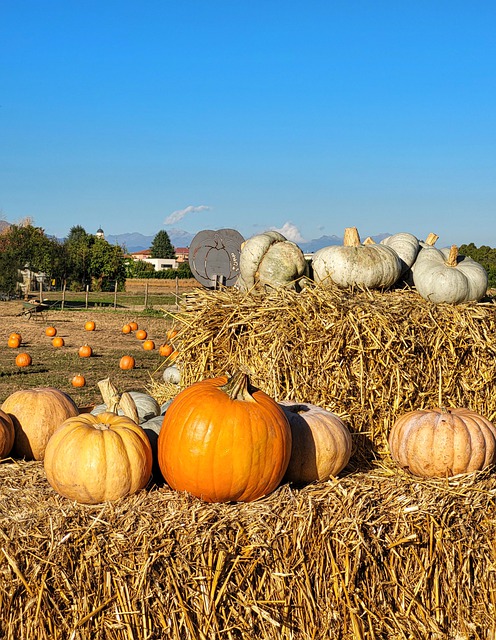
[1,387,79,460]
[135,329,147,341]
[0,410,15,459]
[84,321,96,331]
[279,401,352,483]
[52,336,65,348]
[157,371,292,502]
[45,326,57,337]
[389,407,496,477]
[78,344,92,358]
[44,412,153,504]
[15,352,32,368]
[143,339,155,351]
[119,355,135,370]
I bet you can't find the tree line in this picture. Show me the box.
[0,222,192,295]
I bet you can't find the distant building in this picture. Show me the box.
[96,227,105,239]
[175,247,189,263]
[129,246,189,271]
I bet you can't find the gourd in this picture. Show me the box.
[159,343,173,357]
[380,232,420,276]
[44,411,153,504]
[1,387,79,460]
[236,231,309,292]
[157,371,292,503]
[412,245,488,303]
[279,401,352,483]
[122,324,132,334]
[388,407,496,477]
[312,227,402,290]
[135,329,147,340]
[141,415,164,479]
[91,391,160,424]
[0,410,15,459]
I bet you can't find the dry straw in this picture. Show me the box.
[2,283,496,639]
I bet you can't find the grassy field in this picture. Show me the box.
[0,296,182,408]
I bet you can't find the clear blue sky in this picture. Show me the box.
[2,1,495,247]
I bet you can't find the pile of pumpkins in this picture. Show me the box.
[235,227,489,304]
[1,371,496,506]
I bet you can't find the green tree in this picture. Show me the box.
[150,230,175,258]
[125,257,156,278]
[64,226,94,288]
[88,238,127,290]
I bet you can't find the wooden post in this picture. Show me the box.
[39,279,43,302]
[85,284,89,309]
[114,280,118,309]
[144,282,149,309]
[176,276,179,310]
[61,281,66,310]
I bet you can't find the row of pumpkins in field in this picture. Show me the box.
[1,372,495,505]
[235,227,489,304]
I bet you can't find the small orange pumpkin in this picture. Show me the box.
[78,345,92,358]
[129,321,138,331]
[15,352,32,367]
[166,328,178,340]
[135,329,147,341]
[8,335,21,348]
[9,332,22,342]
[159,343,173,357]
[71,374,86,388]
[122,324,132,334]
[84,321,96,331]
[119,355,135,370]
[0,409,15,459]
[143,339,155,351]
[45,326,57,337]
[52,337,65,348]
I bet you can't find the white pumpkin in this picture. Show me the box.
[380,232,420,276]
[163,365,181,385]
[91,391,160,424]
[412,245,488,304]
[312,227,402,290]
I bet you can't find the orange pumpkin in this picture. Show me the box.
[0,409,15,459]
[143,339,155,351]
[45,326,57,337]
[135,329,147,341]
[9,332,22,342]
[8,335,21,348]
[129,321,138,331]
[122,324,132,334]
[44,412,153,504]
[71,374,86,388]
[157,371,292,503]
[15,352,32,368]
[84,321,96,331]
[52,336,65,348]
[78,344,92,358]
[1,387,79,460]
[159,343,173,357]
[119,355,135,370]
[166,328,178,340]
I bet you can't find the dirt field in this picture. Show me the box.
[0,300,179,408]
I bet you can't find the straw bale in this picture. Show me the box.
[159,284,496,467]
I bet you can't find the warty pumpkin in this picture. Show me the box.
[388,407,496,477]
[279,401,352,483]
[312,227,402,290]
[157,371,292,503]
[44,412,153,504]
[1,387,79,460]
[0,409,15,459]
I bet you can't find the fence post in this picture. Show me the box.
[61,281,66,310]
[85,285,89,309]
[176,276,179,310]
[114,280,118,310]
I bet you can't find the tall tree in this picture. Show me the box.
[64,226,94,288]
[88,238,127,290]
[150,230,175,258]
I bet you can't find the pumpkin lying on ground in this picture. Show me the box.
[0,410,15,459]
[158,371,292,503]
[388,407,496,477]
[1,387,79,460]
[279,401,352,484]
[15,352,32,367]
[44,412,153,504]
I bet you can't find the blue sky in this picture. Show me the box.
[1,1,495,247]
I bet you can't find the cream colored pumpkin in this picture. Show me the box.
[380,232,420,276]
[312,227,402,290]
[279,401,352,483]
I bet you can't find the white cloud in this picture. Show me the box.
[165,205,211,225]
[270,221,306,244]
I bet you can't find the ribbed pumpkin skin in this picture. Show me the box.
[0,410,15,459]
[1,388,79,460]
[389,408,496,477]
[157,373,292,503]
[44,412,153,504]
[279,402,352,483]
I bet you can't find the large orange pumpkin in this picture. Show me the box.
[1,387,79,460]
[388,407,496,477]
[157,371,292,503]
[0,410,15,459]
[44,412,153,504]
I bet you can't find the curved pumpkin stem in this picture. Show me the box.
[446,245,459,267]
[220,371,257,402]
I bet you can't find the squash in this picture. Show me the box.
[143,339,155,351]
[162,364,181,385]
[388,407,496,477]
[135,329,147,341]
[52,336,65,348]
[71,374,86,388]
[279,401,352,483]
[91,391,160,424]
[312,227,402,290]
[84,321,96,331]
[157,371,292,503]
[159,343,173,357]
[119,355,135,370]
[236,231,309,292]
[8,335,21,348]
[412,245,488,304]
[45,326,57,337]
[1,387,79,460]
[122,324,132,334]
[44,411,153,504]
[128,321,138,331]
[0,410,15,459]
[380,232,420,276]
[78,345,92,358]
[15,352,32,367]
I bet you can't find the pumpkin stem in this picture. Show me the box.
[424,232,439,247]
[343,227,361,247]
[97,378,140,423]
[220,371,257,402]
[446,245,459,267]
[363,236,376,245]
